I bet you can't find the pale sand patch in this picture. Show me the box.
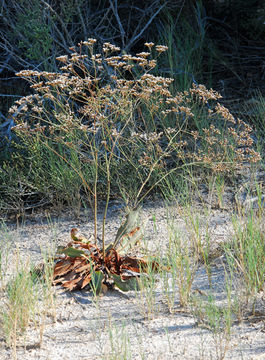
[0,200,264,359]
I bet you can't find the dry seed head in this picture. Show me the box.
[148,60,157,68]
[190,83,222,102]
[178,106,194,117]
[136,52,150,58]
[106,56,121,61]
[12,122,29,131]
[8,105,18,114]
[215,103,236,124]
[155,45,168,52]
[139,132,163,142]
[165,127,177,134]
[15,95,36,105]
[103,42,120,53]
[139,60,148,67]
[87,38,97,43]
[16,70,41,77]
[31,106,43,113]
[124,64,134,71]
[191,131,199,140]
[122,54,133,61]
[30,82,44,90]
[144,42,154,48]
[56,55,68,63]
[43,93,55,100]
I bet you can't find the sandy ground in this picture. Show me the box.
[0,199,265,360]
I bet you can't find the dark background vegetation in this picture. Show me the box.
[0,0,264,213]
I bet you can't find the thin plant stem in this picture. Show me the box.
[136,161,202,206]
[102,158,110,259]
[93,150,98,245]
[43,141,94,199]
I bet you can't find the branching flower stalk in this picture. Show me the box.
[93,149,98,245]
[11,39,261,256]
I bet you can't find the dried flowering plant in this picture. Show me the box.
[10,39,260,292]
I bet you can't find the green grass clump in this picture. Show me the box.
[225,211,265,296]
[0,228,56,357]
[0,256,41,359]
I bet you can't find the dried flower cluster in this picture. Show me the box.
[11,39,260,201]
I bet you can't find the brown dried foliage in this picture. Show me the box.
[52,227,160,292]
